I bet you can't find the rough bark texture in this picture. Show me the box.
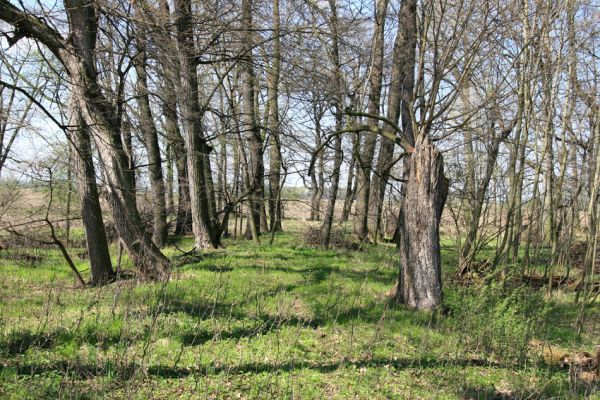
[164,93,193,235]
[341,133,357,222]
[65,1,170,279]
[155,0,193,236]
[397,136,448,309]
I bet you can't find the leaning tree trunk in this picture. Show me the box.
[68,102,115,285]
[396,136,449,309]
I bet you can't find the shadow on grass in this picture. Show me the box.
[184,261,396,286]
[0,330,58,356]
[0,351,584,398]
[1,325,138,356]
[0,354,532,379]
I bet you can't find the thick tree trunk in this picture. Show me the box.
[396,136,448,309]
[62,0,170,279]
[165,100,192,236]
[155,0,192,236]
[341,133,357,222]
[321,133,343,246]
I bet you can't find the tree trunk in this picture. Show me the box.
[353,0,388,240]
[63,0,170,279]
[309,103,325,221]
[460,113,512,274]
[369,0,416,242]
[165,95,192,236]
[155,0,192,236]
[396,136,448,309]
[174,0,220,248]
[132,13,168,247]
[121,119,137,210]
[240,0,264,240]
[341,133,357,222]
[321,0,344,247]
[68,100,115,285]
[267,0,282,232]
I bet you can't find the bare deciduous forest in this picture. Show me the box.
[0,0,599,398]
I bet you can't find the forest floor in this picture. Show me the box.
[0,219,599,399]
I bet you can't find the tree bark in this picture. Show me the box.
[396,136,448,309]
[341,133,357,222]
[155,0,192,236]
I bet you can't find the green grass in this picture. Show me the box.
[0,221,598,399]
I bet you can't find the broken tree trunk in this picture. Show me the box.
[396,136,449,309]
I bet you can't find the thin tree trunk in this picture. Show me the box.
[353,0,388,240]
[267,0,283,232]
[321,0,344,247]
[132,10,168,247]
[370,0,416,243]
[174,0,220,248]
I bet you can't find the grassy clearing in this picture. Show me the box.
[0,221,599,399]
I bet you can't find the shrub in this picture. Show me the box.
[303,226,354,249]
[448,280,548,365]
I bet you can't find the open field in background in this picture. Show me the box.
[0,219,599,399]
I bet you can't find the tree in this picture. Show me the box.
[173,0,220,249]
[0,0,170,279]
[353,0,388,241]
